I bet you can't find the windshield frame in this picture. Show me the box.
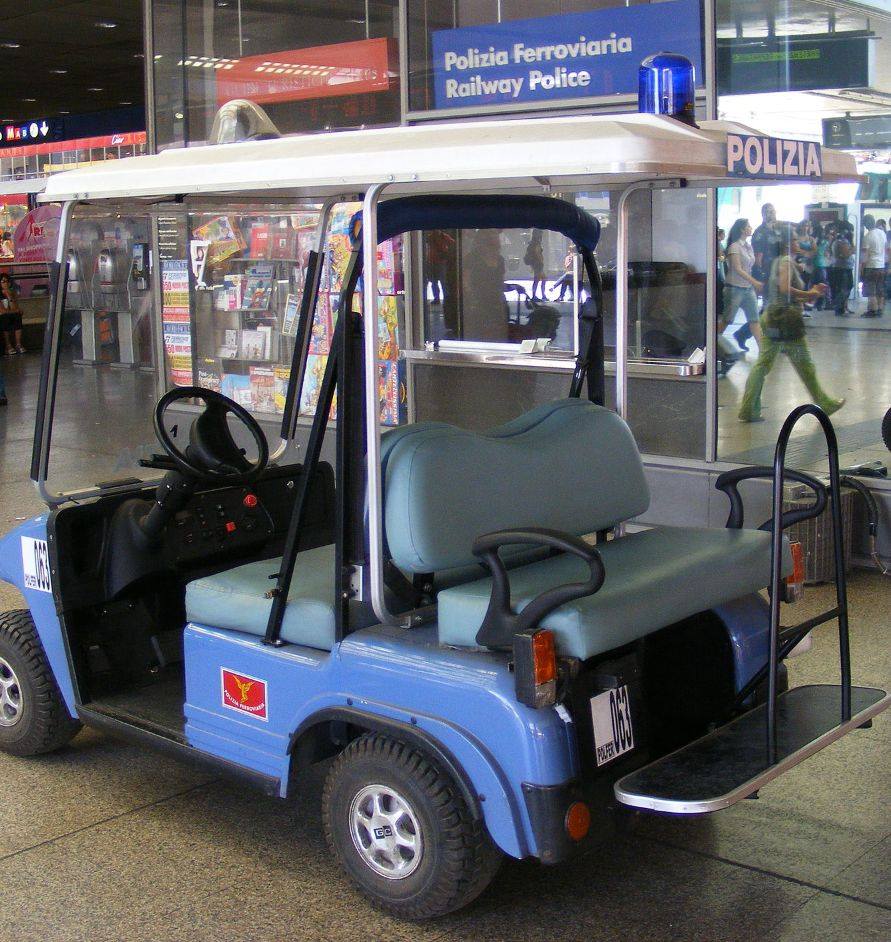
[32,195,339,505]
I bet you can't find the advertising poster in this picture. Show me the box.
[161,259,193,385]
[431,0,702,110]
[12,205,61,263]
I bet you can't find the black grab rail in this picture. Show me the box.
[765,404,852,764]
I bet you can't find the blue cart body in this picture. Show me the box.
[0,511,774,861]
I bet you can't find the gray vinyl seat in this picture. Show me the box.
[186,398,788,656]
[185,544,336,649]
[381,398,790,659]
[436,525,784,660]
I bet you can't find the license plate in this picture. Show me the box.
[590,685,634,767]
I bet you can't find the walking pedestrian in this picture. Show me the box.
[524,229,546,300]
[739,223,844,423]
[860,214,886,318]
[812,222,830,308]
[552,248,577,301]
[796,220,816,290]
[723,218,763,350]
[0,273,25,355]
[751,203,782,285]
[828,222,855,317]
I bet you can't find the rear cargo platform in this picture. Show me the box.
[614,684,889,814]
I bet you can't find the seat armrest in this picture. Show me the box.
[472,527,605,650]
[714,466,827,531]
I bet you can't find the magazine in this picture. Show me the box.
[377,295,399,361]
[221,373,253,407]
[249,366,276,413]
[196,358,222,392]
[243,274,272,311]
[191,215,246,266]
[309,292,332,355]
[217,328,239,359]
[281,293,300,337]
[379,359,406,427]
[273,365,291,413]
[249,224,270,259]
[240,326,272,360]
[215,274,245,311]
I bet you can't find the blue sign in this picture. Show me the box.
[431,0,702,110]
[726,134,823,181]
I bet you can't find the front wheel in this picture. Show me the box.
[0,610,81,755]
[322,733,501,920]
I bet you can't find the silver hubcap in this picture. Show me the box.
[0,656,23,728]
[349,784,423,880]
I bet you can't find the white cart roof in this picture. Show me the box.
[41,113,859,203]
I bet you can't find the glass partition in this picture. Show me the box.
[408,185,708,458]
[717,180,891,477]
[43,199,409,498]
[46,206,160,495]
[152,0,401,148]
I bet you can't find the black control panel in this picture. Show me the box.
[170,487,275,563]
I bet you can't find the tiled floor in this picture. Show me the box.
[0,351,889,942]
[718,309,891,472]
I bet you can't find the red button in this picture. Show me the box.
[243,494,258,509]
[225,521,237,533]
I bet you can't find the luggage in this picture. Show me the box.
[783,481,855,583]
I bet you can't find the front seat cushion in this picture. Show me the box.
[185,544,336,650]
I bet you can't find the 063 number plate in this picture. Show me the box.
[590,685,634,767]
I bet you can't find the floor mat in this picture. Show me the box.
[98,670,186,734]
[723,417,888,468]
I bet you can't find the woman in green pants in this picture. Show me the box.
[739,223,844,423]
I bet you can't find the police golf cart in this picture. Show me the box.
[0,112,887,920]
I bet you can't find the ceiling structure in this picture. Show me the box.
[0,1,144,124]
[0,1,885,137]
[716,0,891,135]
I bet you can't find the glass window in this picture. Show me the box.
[44,199,407,497]
[716,0,891,479]
[152,0,400,149]
[421,223,581,351]
[47,207,160,495]
[407,0,699,115]
[409,186,708,459]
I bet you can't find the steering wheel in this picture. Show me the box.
[153,387,269,485]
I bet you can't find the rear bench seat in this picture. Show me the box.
[382,398,789,659]
[186,398,788,656]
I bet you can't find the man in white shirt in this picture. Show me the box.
[861,215,887,318]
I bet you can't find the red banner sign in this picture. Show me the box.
[0,130,146,160]
[215,38,396,106]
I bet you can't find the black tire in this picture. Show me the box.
[882,406,891,452]
[322,733,502,920]
[0,610,81,755]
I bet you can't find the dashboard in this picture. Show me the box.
[49,462,335,608]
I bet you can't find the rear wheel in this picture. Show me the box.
[0,610,80,755]
[322,733,501,920]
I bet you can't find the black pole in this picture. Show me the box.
[765,403,852,760]
[767,419,787,765]
[824,417,852,721]
[262,330,340,645]
[280,250,323,442]
[570,249,605,405]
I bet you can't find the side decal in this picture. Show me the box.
[21,537,52,593]
[221,668,269,721]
